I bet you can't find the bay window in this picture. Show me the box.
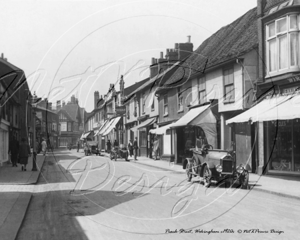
[266,14,300,75]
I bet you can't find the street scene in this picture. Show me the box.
[1,0,300,239]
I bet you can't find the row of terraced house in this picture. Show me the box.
[84,0,300,177]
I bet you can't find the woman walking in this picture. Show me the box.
[128,139,133,157]
[19,138,31,171]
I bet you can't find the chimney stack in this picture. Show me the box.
[150,58,159,79]
[62,101,65,107]
[94,91,99,109]
[119,75,125,103]
[71,95,76,104]
[178,36,193,61]
[48,102,52,110]
[57,100,61,110]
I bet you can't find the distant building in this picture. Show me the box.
[57,95,84,147]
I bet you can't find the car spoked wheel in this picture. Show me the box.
[186,161,193,182]
[203,165,211,188]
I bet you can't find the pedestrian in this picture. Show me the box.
[133,137,138,160]
[154,137,160,160]
[114,139,119,148]
[8,136,19,167]
[128,139,133,157]
[106,140,111,153]
[77,140,80,152]
[19,138,31,171]
[41,139,47,156]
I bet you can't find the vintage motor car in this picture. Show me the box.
[84,141,101,156]
[183,144,250,189]
[110,144,129,161]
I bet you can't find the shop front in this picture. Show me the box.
[227,91,300,176]
[171,104,218,165]
[131,117,156,157]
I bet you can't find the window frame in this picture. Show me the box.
[198,76,206,105]
[177,86,183,112]
[163,94,168,115]
[266,14,300,76]
[223,67,235,104]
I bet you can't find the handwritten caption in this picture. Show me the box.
[165,228,284,235]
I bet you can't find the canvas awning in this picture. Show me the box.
[149,123,174,135]
[130,118,156,132]
[171,104,218,148]
[226,94,300,124]
[102,117,121,136]
[94,120,108,136]
[81,131,93,140]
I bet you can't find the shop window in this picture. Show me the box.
[223,68,235,103]
[134,99,137,117]
[198,77,206,104]
[163,94,168,115]
[140,130,147,147]
[177,87,183,112]
[268,120,300,172]
[266,15,300,75]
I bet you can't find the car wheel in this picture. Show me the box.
[239,170,249,189]
[203,165,211,188]
[186,161,193,182]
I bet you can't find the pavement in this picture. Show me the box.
[0,149,299,240]
[101,152,300,200]
[0,153,46,240]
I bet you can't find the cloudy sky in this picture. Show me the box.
[1,0,257,112]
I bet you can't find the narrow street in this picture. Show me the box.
[16,150,299,240]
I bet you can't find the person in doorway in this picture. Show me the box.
[133,137,138,160]
[114,139,119,148]
[41,139,47,156]
[153,137,160,160]
[8,136,19,167]
[128,139,133,157]
[106,140,111,153]
[19,138,31,171]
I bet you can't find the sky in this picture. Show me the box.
[0,0,257,112]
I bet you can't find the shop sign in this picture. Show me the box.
[272,120,287,127]
[288,73,300,83]
[115,106,126,115]
[282,87,300,94]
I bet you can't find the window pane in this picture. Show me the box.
[199,90,206,104]
[269,39,277,71]
[279,35,288,69]
[269,22,275,37]
[290,32,298,66]
[277,18,287,33]
[290,15,297,30]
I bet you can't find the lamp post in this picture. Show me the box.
[31,92,38,171]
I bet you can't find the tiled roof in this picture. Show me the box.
[163,7,258,87]
[61,103,79,122]
[124,78,149,97]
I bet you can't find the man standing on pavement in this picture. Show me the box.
[8,135,19,167]
[133,137,138,160]
[41,139,47,156]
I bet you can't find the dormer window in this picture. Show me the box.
[266,14,300,76]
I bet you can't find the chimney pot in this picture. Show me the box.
[160,52,163,59]
[1,53,3,59]
[175,43,179,49]
[151,58,155,64]
[187,35,191,43]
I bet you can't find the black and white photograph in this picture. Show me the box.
[0,0,299,239]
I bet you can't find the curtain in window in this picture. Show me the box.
[279,35,288,69]
[269,39,277,71]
